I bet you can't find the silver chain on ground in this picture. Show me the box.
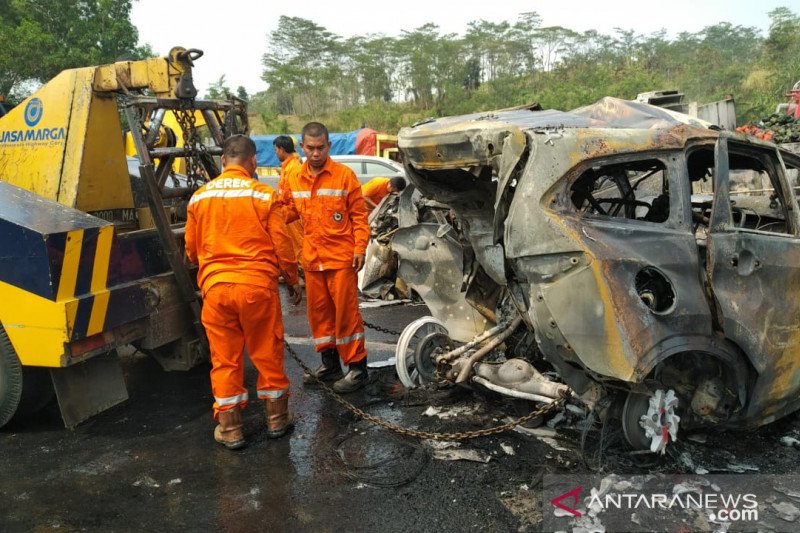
[284,341,569,441]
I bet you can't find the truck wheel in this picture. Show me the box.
[0,324,23,428]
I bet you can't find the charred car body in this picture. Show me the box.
[393,97,800,453]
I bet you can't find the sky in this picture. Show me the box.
[131,0,792,97]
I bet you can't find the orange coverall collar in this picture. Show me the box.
[301,156,335,180]
[220,164,255,179]
[280,152,300,170]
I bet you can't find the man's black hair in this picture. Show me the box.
[301,121,329,141]
[223,134,256,160]
[273,135,296,153]
[390,177,407,192]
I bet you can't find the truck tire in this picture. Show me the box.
[0,324,56,429]
[0,323,23,428]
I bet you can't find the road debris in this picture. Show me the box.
[431,448,492,463]
[500,443,516,456]
[772,501,800,522]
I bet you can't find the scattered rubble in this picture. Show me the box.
[430,448,492,463]
[772,501,800,522]
[499,443,516,456]
[780,436,800,449]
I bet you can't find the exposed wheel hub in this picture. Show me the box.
[622,388,680,454]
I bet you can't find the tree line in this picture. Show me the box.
[2,3,799,134]
[253,8,800,131]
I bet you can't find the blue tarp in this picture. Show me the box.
[252,130,360,167]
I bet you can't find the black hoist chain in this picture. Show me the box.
[174,101,207,190]
[284,341,568,441]
[361,320,401,337]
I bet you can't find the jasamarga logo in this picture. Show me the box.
[0,97,65,145]
[1,127,66,143]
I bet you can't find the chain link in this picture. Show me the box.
[362,320,402,337]
[173,100,207,190]
[284,340,569,441]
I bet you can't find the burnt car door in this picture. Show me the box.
[705,137,800,423]
[554,152,714,381]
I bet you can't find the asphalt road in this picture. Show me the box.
[0,290,553,532]
[3,287,800,532]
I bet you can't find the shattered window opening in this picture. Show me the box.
[691,144,793,236]
[727,146,791,235]
[570,159,670,223]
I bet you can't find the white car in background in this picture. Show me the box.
[258,154,404,190]
[330,155,405,184]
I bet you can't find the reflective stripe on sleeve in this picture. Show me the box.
[292,191,312,199]
[336,332,365,345]
[214,392,249,406]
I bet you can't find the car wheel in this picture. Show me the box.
[0,324,23,428]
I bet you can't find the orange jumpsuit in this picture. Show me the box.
[282,157,370,365]
[185,165,298,418]
[361,177,391,208]
[277,153,305,264]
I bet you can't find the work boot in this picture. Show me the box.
[214,407,245,450]
[332,358,369,394]
[265,396,294,439]
[302,348,344,384]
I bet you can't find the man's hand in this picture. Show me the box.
[287,283,302,305]
[352,253,365,272]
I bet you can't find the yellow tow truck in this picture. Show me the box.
[0,47,247,428]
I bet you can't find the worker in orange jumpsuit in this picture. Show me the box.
[281,122,371,393]
[361,176,407,212]
[273,135,305,267]
[185,135,301,450]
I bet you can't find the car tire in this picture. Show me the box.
[0,323,23,428]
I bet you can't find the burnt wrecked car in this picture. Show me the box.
[391,97,800,453]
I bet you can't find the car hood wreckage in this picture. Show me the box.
[373,97,800,454]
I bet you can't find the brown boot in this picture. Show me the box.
[265,396,294,439]
[214,407,245,450]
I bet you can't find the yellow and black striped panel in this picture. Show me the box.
[61,225,114,341]
[54,225,113,300]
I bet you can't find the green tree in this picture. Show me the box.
[0,0,149,97]
[262,16,344,116]
[762,7,800,92]
[350,35,395,103]
[396,23,443,109]
[204,75,231,99]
